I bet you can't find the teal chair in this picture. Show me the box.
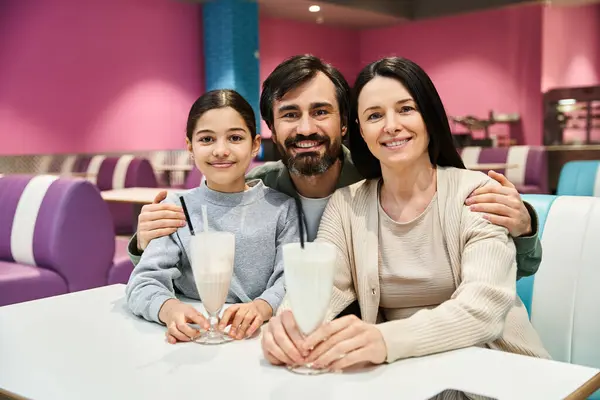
[520,194,600,399]
[556,160,600,196]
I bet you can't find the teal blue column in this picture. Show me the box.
[203,0,260,133]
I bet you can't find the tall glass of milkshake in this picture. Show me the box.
[282,241,337,374]
[189,231,235,345]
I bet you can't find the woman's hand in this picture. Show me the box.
[219,300,272,340]
[260,310,307,366]
[302,315,387,372]
[158,299,209,344]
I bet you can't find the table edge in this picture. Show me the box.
[466,163,518,169]
[565,372,600,400]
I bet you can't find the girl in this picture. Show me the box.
[126,89,300,344]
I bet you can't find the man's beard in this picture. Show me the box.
[276,133,343,177]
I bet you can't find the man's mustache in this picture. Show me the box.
[284,133,330,148]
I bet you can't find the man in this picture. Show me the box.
[128,55,541,278]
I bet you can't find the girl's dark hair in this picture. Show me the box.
[349,57,465,179]
[186,89,257,141]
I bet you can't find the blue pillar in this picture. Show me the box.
[203,0,260,133]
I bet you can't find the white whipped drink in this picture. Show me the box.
[189,232,235,315]
[194,272,231,315]
[283,242,337,335]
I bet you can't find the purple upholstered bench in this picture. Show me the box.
[80,155,158,235]
[184,166,203,189]
[110,237,134,285]
[459,146,548,194]
[0,175,115,306]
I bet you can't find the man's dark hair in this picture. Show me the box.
[259,55,351,132]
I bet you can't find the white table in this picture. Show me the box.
[465,163,518,171]
[1,285,598,400]
[101,187,178,204]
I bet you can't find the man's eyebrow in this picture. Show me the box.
[277,104,299,113]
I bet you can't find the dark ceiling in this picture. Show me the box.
[184,0,599,24]
[314,0,537,20]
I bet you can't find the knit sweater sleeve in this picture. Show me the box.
[316,190,357,321]
[125,195,183,324]
[376,205,517,363]
[257,198,300,314]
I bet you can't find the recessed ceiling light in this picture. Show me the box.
[309,5,320,12]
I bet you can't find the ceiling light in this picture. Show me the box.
[309,5,320,12]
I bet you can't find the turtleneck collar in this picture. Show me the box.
[195,179,266,207]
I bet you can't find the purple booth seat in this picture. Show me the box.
[517,146,548,194]
[184,166,203,189]
[459,146,548,194]
[0,175,115,306]
[478,147,511,176]
[109,237,134,285]
[83,155,158,235]
[480,146,548,194]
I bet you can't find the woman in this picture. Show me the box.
[126,89,299,344]
[260,57,549,371]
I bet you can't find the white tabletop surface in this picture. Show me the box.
[1,284,598,400]
[465,163,518,171]
[100,187,176,204]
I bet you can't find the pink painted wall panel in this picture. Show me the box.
[259,17,360,138]
[359,5,544,145]
[4,1,597,154]
[542,3,600,92]
[542,3,600,143]
[0,0,203,155]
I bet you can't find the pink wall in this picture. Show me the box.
[0,0,203,156]
[0,7,362,153]
[542,4,600,143]
[259,17,360,137]
[5,1,597,154]
[359,5,544,145]
[542,3,600,92]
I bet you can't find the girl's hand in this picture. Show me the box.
[158,299,209,344]
[219,300,272,339]
[302,315,387,371]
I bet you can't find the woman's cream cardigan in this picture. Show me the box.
[286,166,550,363]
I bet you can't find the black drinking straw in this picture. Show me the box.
[294,197,305,249]
[179,196,195,236]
